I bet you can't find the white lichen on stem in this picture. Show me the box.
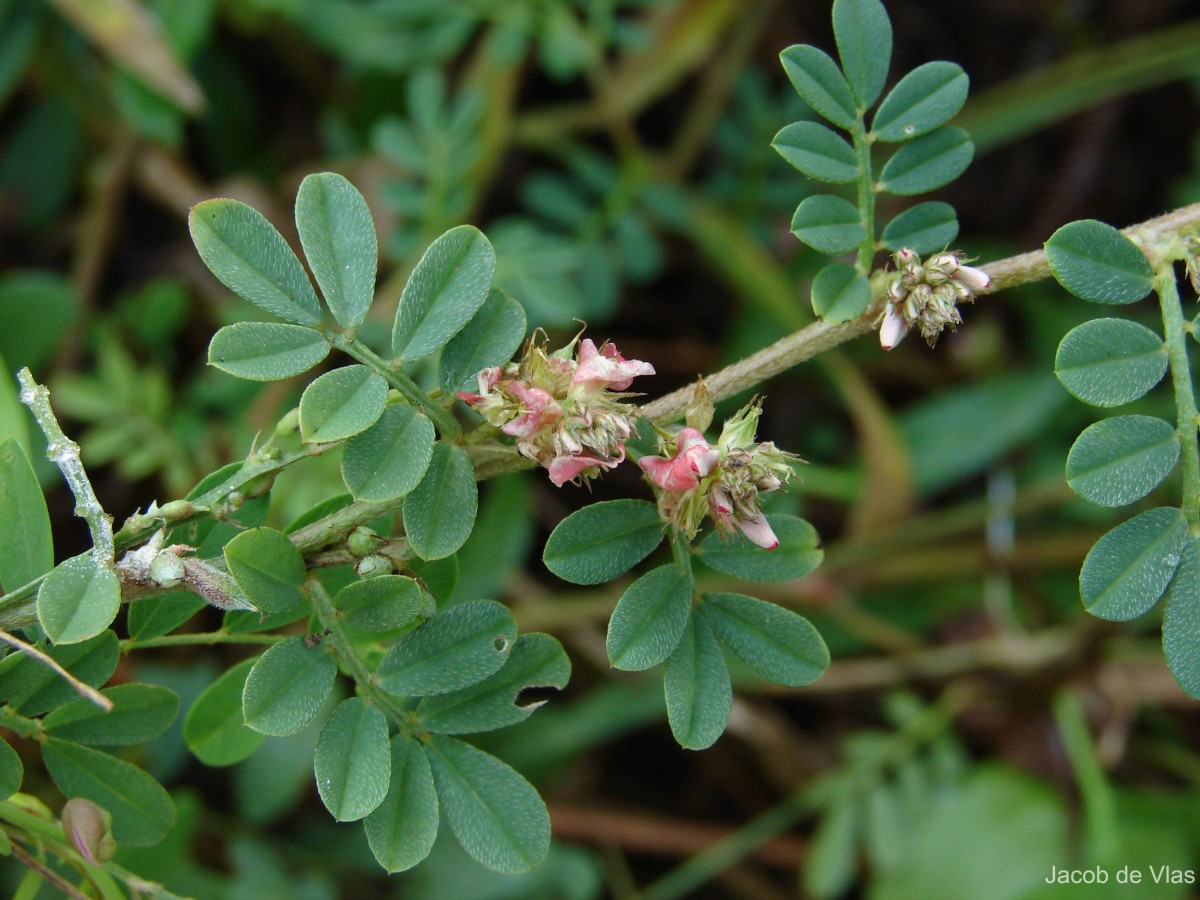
[16,368,114,568]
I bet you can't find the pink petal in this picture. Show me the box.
[682,443,720,478]
[638,454,697,491]
[710,485,733,515]
[548,453,610,486]
[573,339,655,393]
[502,383,561,439]
[477,366,502,393]
[736,514,779,550]
[456,391,483,405]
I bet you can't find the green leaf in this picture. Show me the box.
[698,515,824,583]
[0,352,30,455]
[1054,318,1167,406]
[0,631,118,716]
[0,438,52,593]
[342,404,435,502]
[363,734,439,873]
[378,599,516,697]
[402,441,478,560]
[1080,506,1188,621]
[298,364,388,443]
[314,697,391,821]
[334,575,423,632]
[1065,415,1179,507]
[606,565,693,672]
[0,272,78,375]
[416,633,571,735]
[242,636,337,735]
[878,126,973,195]
[880,202,960,254]
[440,289,527,392]
[224,527,306,614]
[207,322,330,381]
[410,554,459,603]
[392,225,496,363]
[295,172,378,329]
[832,0,892,108]
[126,592,206,642]
[184,658,265,766]
[188,199,322,326]
[1163,538,1200,699]
[42,738,174,846]
[872,61,969,141]
[805,796,860,899]
[425,735,550,874]
[699,593,830,687]
[899,372,1067,497]
[44,684,178,746]
[772,122,858,184]
[1045,219,1154,304]
[779,45,858,131]
[543,499,664,585]
[790,195,865,255]
[664,613,731,751]
[0,738,21,800]
[810,262,871,323]
[37,554,121,645]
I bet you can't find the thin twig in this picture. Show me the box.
[0,630,112,710]
[8,838,93,900]
[642,200,1200,425]
[16,369,114,567]
[547,802,805,868]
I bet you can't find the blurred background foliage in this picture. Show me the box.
[3,0,1200,896]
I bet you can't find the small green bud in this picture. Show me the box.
[355,555,393,578]
[275,408,300,438]
[148,553,185,588]
[155,500,198,521]
[347,527,378,558]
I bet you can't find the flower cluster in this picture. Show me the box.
[458,334,654,486]
[879,248,991,349]
[637,396,797,549]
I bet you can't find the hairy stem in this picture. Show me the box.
[17,368,113,567]
[852,121,877,275]
[305,577,414,728]
[1155,264,1200,529]
[120,631,286,652]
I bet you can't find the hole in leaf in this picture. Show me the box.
[492,636,510,653]
[515,685,561,710]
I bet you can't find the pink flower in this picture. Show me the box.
[547,449,624,486]
[502,382,562,439]
[456,366,504,405]
[572,339,655,395]
[638,428,720,491]
[710,486,779,550]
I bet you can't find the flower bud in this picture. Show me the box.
[148,553,185,588]
[274,407,300,438]
[347,526,378,559]
[953,264,991,294]
[62,798,116,866]
[879,303,908,350]
[356,555,393,579]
